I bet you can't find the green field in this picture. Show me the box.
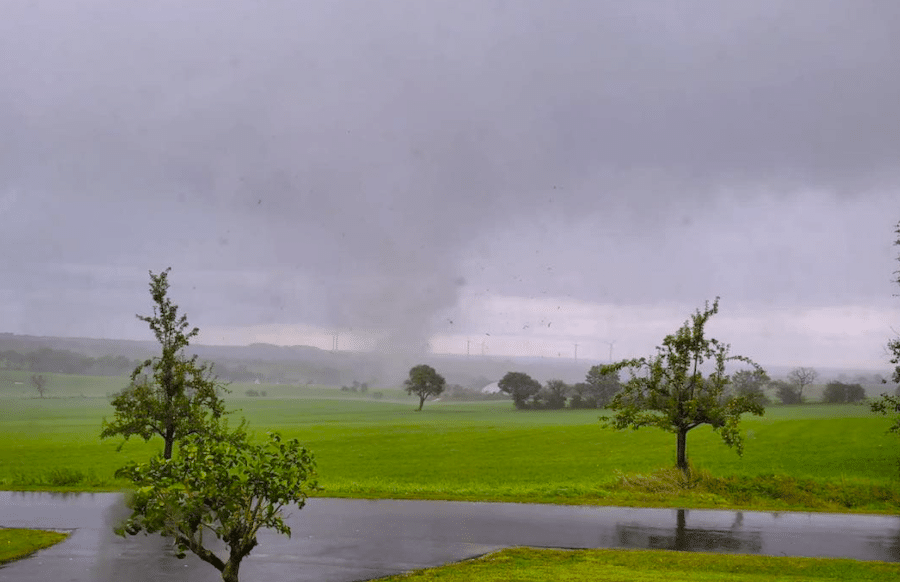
[372,547,900,581]
[1,373,899,512]
[0,528,69,565]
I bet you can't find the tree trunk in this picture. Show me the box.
[676,428,688,476]
[221,560,240,582]
[417,395,425,411]
[163,426,175,460]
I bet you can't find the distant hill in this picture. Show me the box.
[0,333,891,393]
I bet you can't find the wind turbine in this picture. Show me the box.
[603,340,616,363]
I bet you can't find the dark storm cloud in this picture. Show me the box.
[1,0,898,343]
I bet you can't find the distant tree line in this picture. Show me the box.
[441,384,510,401]
[0,348,139,376]
[495,363,873,410]
[497,365,622,410]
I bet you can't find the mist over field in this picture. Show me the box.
[1,1,899,372]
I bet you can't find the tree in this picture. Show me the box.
[498,371,542,410]
[772,379,801,405]
[30,374,47,398]
[535,379,569,409]
[115,427,316,582]
[583,366,621,408]
[872,221,900,437]
[101,268,227,459]
[602,298,765,475]
[823,381,866,404]
[787,367,818,404]
[730,368,771,405]
[568,382,593,409]
[404,364,446,411]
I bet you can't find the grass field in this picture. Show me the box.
[1,373,899,512]
[0,528,69,564]
[371,547,900,581]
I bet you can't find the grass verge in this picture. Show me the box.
[2,393,900,513]
[0,528,69,564]
[373,547,900,581]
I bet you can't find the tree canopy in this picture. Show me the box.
[602,298,765,474]
[404,364,446,411]
[582,366,621,408]
[730,368,770,405]
[115,427,317,582]
[101,268,227,459]
[823,381,866,404]
[498,371,542,410]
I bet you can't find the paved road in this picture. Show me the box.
[1,492,899,581]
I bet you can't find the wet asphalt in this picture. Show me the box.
[1,492,899,581]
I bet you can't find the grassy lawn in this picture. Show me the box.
[0,528,69,564]
[1,374,898,512]
[372,547,900,581]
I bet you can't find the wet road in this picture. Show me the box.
[1,492,899,581]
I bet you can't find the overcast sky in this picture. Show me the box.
[2,0,899,371]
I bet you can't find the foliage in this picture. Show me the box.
[30,374,47,398]
[533,379,570,409]
[0,347,137,377]
[101,268,227,459]
[441,383,510,401]
[730,369,770,405]
[498,371,542,409]
[404,364,446,411]
[572,366,621,409]
[787,367,818,403]
[772,380,801,405]
[115,427,317,582]
[602,298,765,473]
[822,381,866,404]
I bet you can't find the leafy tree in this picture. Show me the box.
[772,379,801,405]
[787,367,818,404]
[30,374,47,398]
[404,364,446,411]
[602,298,765,475]
[872,221,900,437]
[115,427,317,582]
[583,366,621,408]
[730,368,771,405]
[498,371,542,410]
[535,379,570,409]
[101,268,227,459]
[822,381,866,404]
[568,382,593,409]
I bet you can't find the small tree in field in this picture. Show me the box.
[101,268,227,459]
[823,381,866,404]
[404,364,446,411]
[602,298,765,475]
[787,367,818,404]
[115,427,317,582]
[498,371,542,409]
[539,379,570,409]
[729,368,770,405]
[773,379,801,404]
[30,374,47,398]
[584,365,621,408]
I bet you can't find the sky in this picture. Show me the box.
[1,0,899,371]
